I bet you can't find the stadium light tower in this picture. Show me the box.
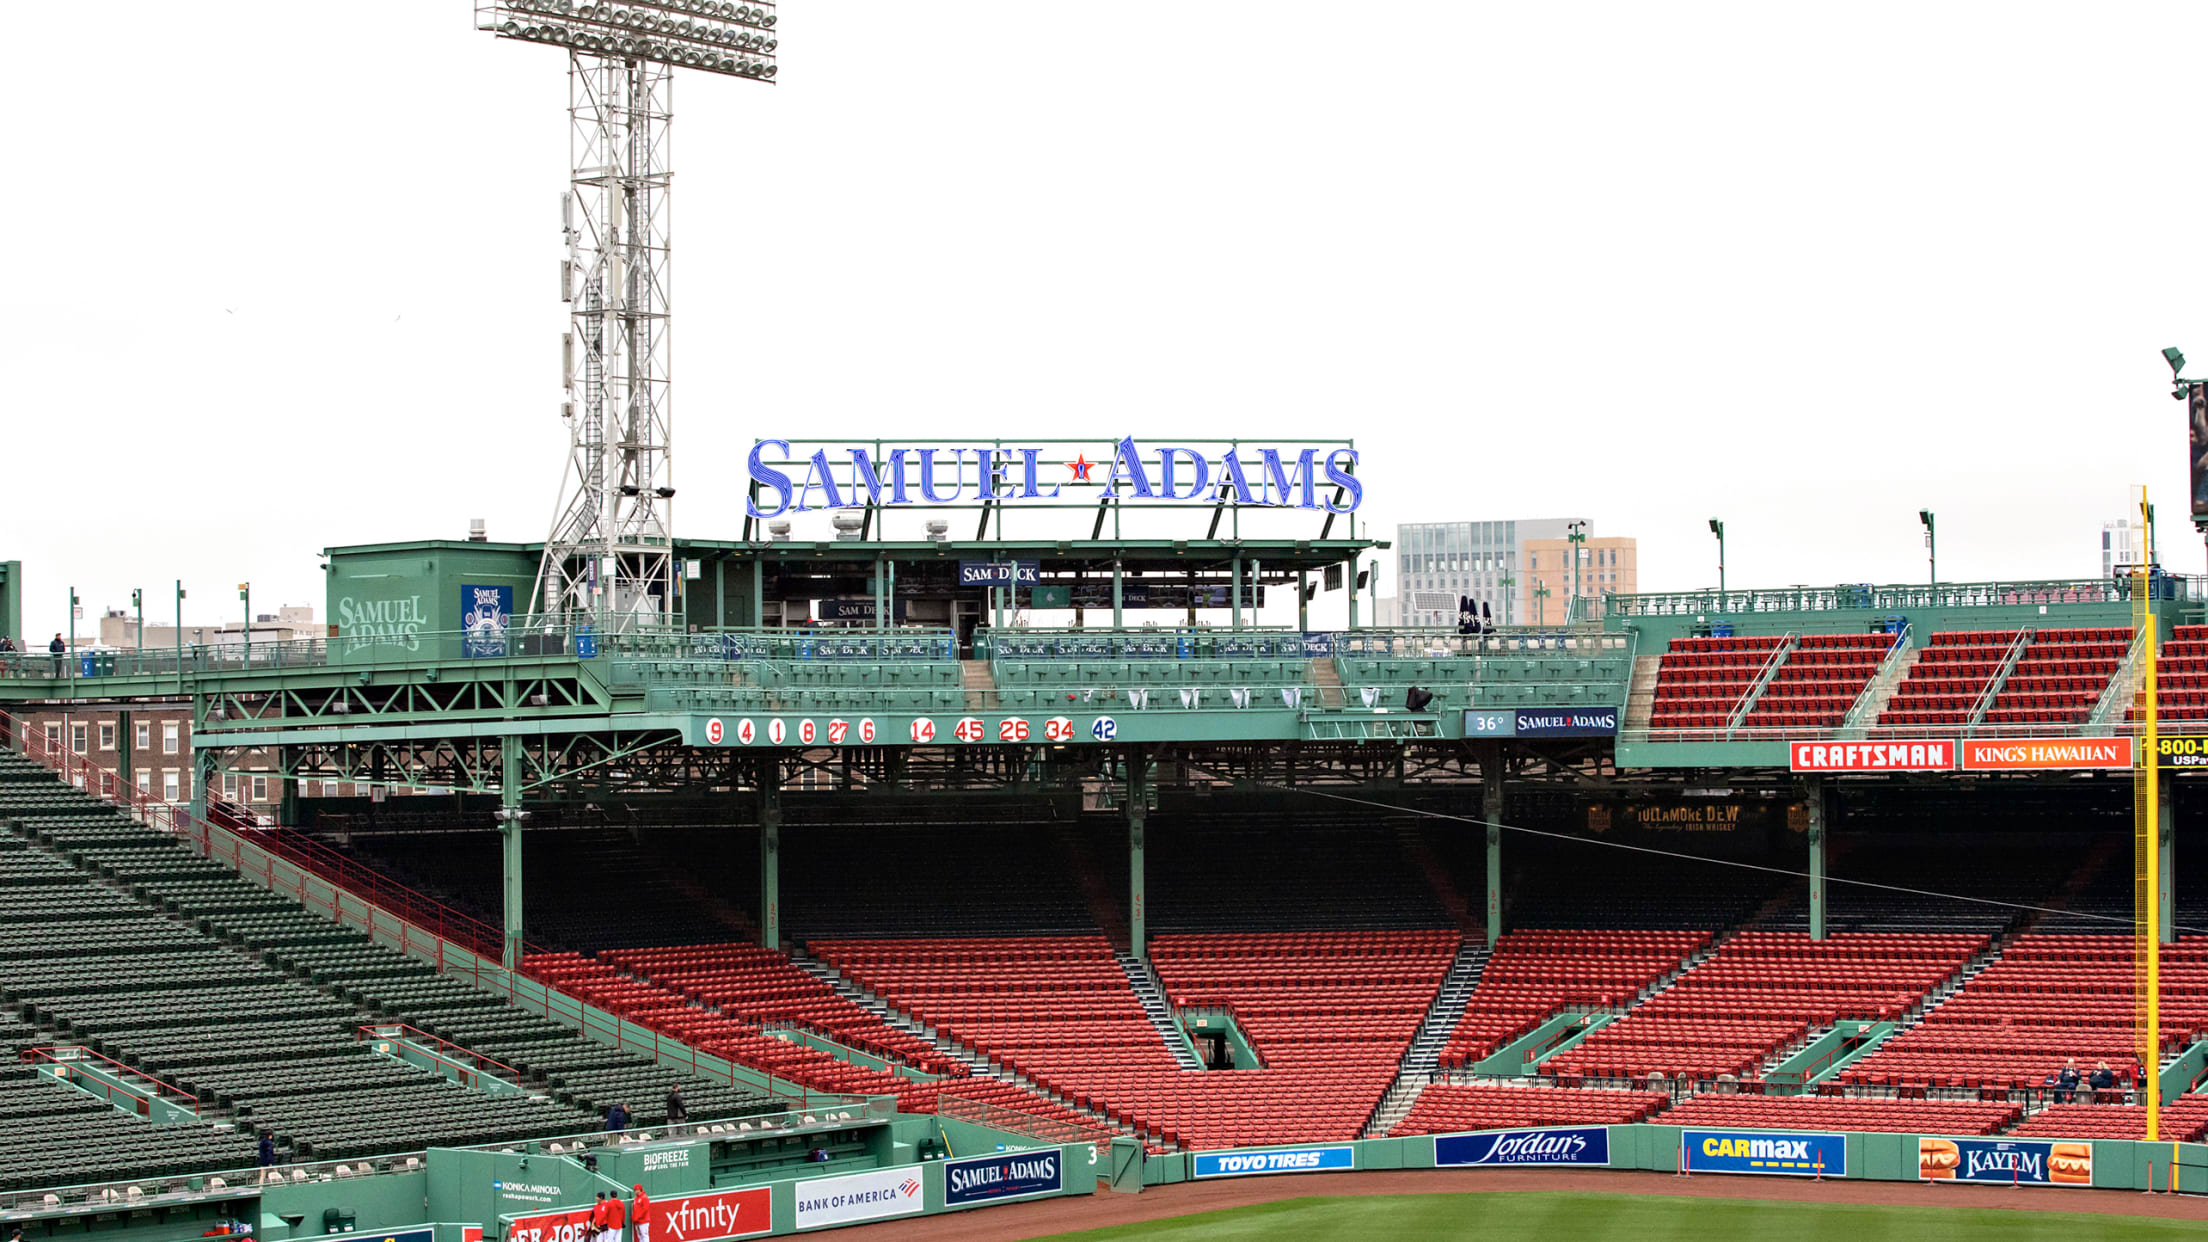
[1707,518,1725,595]
[1919,509,1935,584]
[476,2,779,631]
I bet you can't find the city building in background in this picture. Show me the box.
[1524,532,1638,622]
[96,604,319,652]
[1395,518,1633,628]
[2102,518,2146,577]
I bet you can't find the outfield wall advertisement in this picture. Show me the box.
[943,1150,1065,1206]
[1435,1126,1608,1167]
[793,1166,925,1229]
[1918,1137,2091,1185]
[1191,1145,1355,1178]
[1683,1130,1845,1177]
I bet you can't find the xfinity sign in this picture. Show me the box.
[745,438,1364,518]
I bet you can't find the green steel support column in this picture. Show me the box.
[1807,776,1826,942]
[752,556,764,628]
[2161,770,2176,946]
[1347,558,1360,630]
[277,753,299,827]
[1298,570,1308,632]
[887,560,896,627]
[1112,558,1123,629]
[499,740,524,972]
[760,760,782,950]
[1128,749,1149,960]
[1230,554,1243,629]
[190,747,215,828]
[116,710,132,791]
[1481,743,1503,947]
[714,558,725,629]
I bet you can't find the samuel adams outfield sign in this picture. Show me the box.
[745,438,1364,517]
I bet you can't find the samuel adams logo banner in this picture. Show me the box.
[943,1150,1063,1206]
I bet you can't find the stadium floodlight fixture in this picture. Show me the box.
[478,1,780,79]
[2165,347,2187,377]
[478,0,777,632]
[1919,510,1936,585]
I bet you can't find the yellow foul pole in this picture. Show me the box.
[2134,486,2160,1143]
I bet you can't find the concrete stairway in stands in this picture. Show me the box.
[1114,953,1204,1071]
[1364,939,1490,1137]
[961,661,999,712]
[1622,654,1662,730]
[785,948,1140,1137]
[1309,658,1346,709]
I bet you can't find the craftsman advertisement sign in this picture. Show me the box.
[1789,740,1954,772]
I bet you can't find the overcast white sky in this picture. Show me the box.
[8,3,2206,640]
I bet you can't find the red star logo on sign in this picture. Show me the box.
[1068,454,1095,482]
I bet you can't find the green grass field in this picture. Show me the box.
[1031,1192,2202,1241]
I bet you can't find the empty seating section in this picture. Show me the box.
[784,824,1098,939]
[1392,1084,1666,1137]
[1437,931,1707,1069]
[1543,933,1983,1082]
[1660,1095,2019,1137]
[1647,635,1786,730]
[625,657,963,716]
[1011,653,1408,711]
[1338,650,1631,713]
[1146,932,1456,1147]
[1843,935,2208,1093]
[2136,623,2208,723]
[1876,630,2020,729]
[2011,1100,2208,1142]
[812,933,1455,1149]
[0,752,781,1186]
[1738,633,1894,730]
[1980,627,2128,726]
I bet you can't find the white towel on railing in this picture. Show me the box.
[1128,688,1148,710]
[1229,687,1252,709]
[1179,687,1201,710]
[1280,686,1302,709]
[1360,686,1381,708]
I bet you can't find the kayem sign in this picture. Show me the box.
[1919,1137,2091,1185]
[1789,740,1954,772]
[1960,737,2134,770]
[793,1166,925,1229]
[1191,1146,1354,1178]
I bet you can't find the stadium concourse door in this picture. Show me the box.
[955,598,983,658]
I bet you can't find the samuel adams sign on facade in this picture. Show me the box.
[743,438,1365,518]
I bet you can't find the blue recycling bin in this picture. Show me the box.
[575,626,598,659]
[1710,621,1734,638]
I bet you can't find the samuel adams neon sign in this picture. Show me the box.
[744,437,1364,518]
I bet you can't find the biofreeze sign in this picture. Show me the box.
[1191,1145,1354,1178]
[1789,740,1953,772]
